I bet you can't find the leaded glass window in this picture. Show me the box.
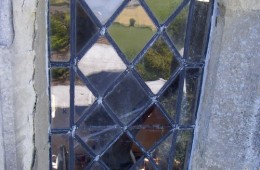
[48,0,214,169]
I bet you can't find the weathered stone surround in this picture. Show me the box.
[0,0,48,169]
[191,0,260,169]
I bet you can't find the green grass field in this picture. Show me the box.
[108,23,156,61]
[145,0,183,23]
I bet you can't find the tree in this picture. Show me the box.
[50,11,70,51]
[136,39,175,81]
[129,18,136,27]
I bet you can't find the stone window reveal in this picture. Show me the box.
[48,0,213,169]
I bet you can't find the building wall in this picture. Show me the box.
[191,0,260,169]
[0,0,259,169]
[0,0,48,169]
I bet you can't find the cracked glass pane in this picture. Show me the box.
[180,68,202,125]
[102,134,143,169]
[50,68,70,128]
[151,133,173,169]
[51,134,70,170]
[129,105,171,151]
[76,105,121,155]
[173,130,193,170]
[74,140,92,169]
[84,0,123,24]
[76,0,98,53]
[145,0,183,23]
[49,0,70,62]
[104,73,150,125]
[136,38,180,94]
[78,36,126,96]
[159,75,180,121]
[74,73,96,122]
[167,3,190,56]
[188,0,212,61]
[108,0,157,61]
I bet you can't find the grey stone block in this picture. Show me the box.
[191,0,260,169]
[0,0,14,47]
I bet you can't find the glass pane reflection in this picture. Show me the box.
[74,74,96,123]
[76,105,121,155]
[51,134,69,170]
[167,3,190,56]
[76,1,98,53]
[136,38,179,94]
[74,141,92,169]
[129,105,171,151]
[159,76,180,121]
[49,0,70,61]
[188,0,212,61]
[151,134,173,169]
[84,0,123,24]
[173,130,193,170]
[102,134,143,170]
[180,68,202,125]
[104,73,150,125]
[145,0,183,23]
[134,157,156,170]
[90,162,105,170]
[51,68,70,128]
[108,0,156,61]
[78,36,126,96]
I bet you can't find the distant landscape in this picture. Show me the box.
[145,0,183,23]
[109,3,156,61]
[109,22,155,61]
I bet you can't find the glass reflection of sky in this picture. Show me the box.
[85,0,123,24]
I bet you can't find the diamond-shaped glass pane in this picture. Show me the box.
[108,0,157,61]
[145,0,183,23]
[132,157,156,170]
[159,75,180,121]
[76,105,121,154]
[129,105,171,151]
[136,38,180,94]
[90,162,105,170]
[84,0,123,24]
[75,74,96,122]
[51,68,70,129]
[173,130,193,170]
[76,1,98,53]
[104,73,150,125]
[167,3,190,56]
[51,134,70,170]
[151,133,173,169]
[49,0,70,61]
[188,0,212,61]
[102,134,143,169]
[78,36,126,96]
[180,68,202,125]
[74,141,92,169]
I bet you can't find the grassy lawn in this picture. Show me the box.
[108,23,156,61]
[145,0,183,23]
